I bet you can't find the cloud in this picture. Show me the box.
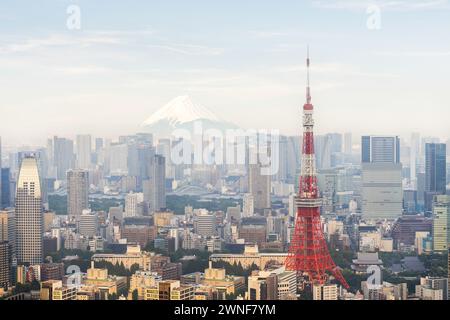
[376,50,450,57]
[311,0,450,11]
[146,43,224,56]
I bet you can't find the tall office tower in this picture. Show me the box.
[425,143,447,211]
[285,52,349,289]
[410,133,421,185]
[248,163,271,212]
[432,195,450,253]
[144,155,166,213]
[15,157,43,265]
[361,135,403,220]
[95,138,104,152]
[328,133,343,154]
[1,169,12,209]
[0,210,15,261]
[53,136,74,180]
[76,135,92,169]
[67,170,89,220]
[362,136,400,164]
[137,144,155,188]
[344,132,352,156]
[157,139,173,179]
[193,210,216,237]
[78,210,98,238]
[124,192,144,218]
[0,241,9,289]
[242,194,255,218]
[108,143,129,176]
[315,135,332,170]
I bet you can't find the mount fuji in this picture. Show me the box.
[141,96,238,138]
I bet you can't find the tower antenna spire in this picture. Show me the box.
[306,45,311,104]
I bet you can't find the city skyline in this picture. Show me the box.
[1,0,450,305]
[1,1,450,145]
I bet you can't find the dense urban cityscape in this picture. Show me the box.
[1,78,449,301]
[1,1,449,308]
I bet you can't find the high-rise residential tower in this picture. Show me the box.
[15,157,43,265]
[67,169,89,220]
[425,143,447,211]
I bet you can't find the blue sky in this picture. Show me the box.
[1,0,450,145]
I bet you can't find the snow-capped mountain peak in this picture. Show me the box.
[142,95,220,127]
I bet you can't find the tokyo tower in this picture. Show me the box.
[285,49,350,290]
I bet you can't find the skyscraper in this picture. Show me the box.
[1,168,10,209]
[361,136,403,220]
[432,195,450,253]
[242,194,255,218]
[248,163,271,212]
[53,136,74,180]
[67,170,89,219]
[362,136,400,164]
[144,155,166,213]
[0,241,9,289]
[15,157,43,265]
[344,132,352,156]
[425,143,447,211]
[76,135,92,169]
[124,192,144,218]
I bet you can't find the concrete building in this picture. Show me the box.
[210,244,287,269]
[239,217,267,246]
[432,195,450,252]
[15,157,43,265]
[425,143,447,211]
[248,163,271,212]
[313,284,338,300]
[361,163,403,220]
[124,192,144,218]
[76,135,92,170]
[242,194,255,218]
[193,210,216,237]
[0,241,9,289]
[67,169,89,219]
[92,245,152,270]
[78,210,98,238]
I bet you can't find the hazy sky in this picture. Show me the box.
[1,0,450,146]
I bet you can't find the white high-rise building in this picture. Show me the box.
[124,192,144,218]
[76,135,92,169]
[242,194,254,218]
[248,163,271,212]
[78,210,98,238]
[15,157,43,265]
[193,209,216,237]
[361,163,403,220]
[361,135,403,220]
[432,195,450,253]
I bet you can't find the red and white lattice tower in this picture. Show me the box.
[285,49,349,290]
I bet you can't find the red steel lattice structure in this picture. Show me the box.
[285,50,349,290]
